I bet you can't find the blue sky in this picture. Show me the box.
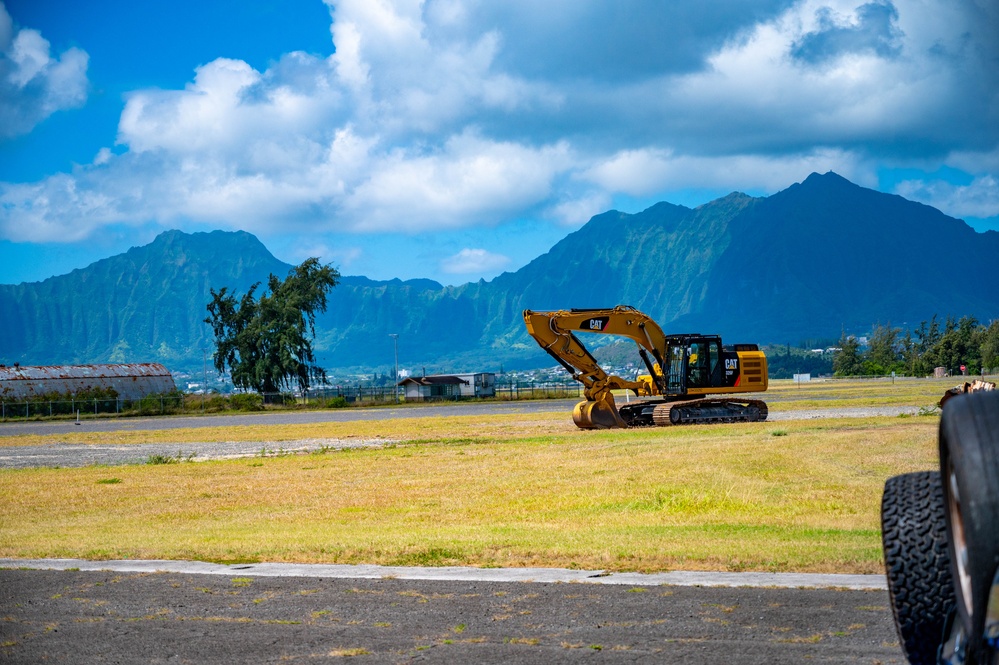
[1,0,997,286]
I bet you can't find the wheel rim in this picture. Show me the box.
[948,458,974,619]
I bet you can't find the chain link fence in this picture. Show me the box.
[0,393,186,420]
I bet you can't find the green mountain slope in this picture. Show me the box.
[0,230,292,366]
[2,172,997,373]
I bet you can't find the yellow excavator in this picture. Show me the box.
[523,305,768,429]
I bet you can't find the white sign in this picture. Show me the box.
[793,373,811,383]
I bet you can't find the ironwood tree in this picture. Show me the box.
[205,258,340,395]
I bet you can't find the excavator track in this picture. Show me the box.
[650,399,768,426]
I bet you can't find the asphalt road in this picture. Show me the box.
[0,567,902,664]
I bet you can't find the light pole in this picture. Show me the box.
[202,348,208,412]
[389,334,399,402]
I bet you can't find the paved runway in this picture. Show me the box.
[1,561,901,664]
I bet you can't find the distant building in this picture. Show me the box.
[397,372,496,401]
[0,363,177,401]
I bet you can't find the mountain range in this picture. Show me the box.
[2,172,998,374]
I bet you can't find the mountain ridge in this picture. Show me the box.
[2,172,998,373]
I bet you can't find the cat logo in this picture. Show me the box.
[581,317,609,331]
[725,358,739,370]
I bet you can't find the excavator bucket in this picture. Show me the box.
[572,396,627,429]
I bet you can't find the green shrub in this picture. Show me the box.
[323,396,349,409]
[206,395,228,411]
[229,392,264,411]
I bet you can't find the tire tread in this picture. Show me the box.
[882,471,956,665]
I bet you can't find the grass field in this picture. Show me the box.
[0,378,953,574]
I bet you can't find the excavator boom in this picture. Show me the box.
[524,306,665,428]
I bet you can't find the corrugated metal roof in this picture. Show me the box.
[0,363,172,381]
[0,363,177,400]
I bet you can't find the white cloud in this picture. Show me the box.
[283,241,362,270]
[0,3,89,139]
[440,247,510,274]
[546,192,614,227]
[651,0,960,152]
[0,0,997,249]
[582,148,873,195]
[895,175,999,220]
[343,133,572,231]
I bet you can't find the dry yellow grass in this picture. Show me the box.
[763,376,959,409]
[0,413,938,574]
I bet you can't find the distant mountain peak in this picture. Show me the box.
[3,173,999,373]
[796,170,861,193]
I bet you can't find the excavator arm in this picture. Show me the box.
[523,306,669,428]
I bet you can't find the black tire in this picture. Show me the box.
[881,471,956,665]
[939,390,999,655]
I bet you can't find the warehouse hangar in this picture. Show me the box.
[0,363,176,400]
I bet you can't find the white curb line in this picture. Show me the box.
[1,558,887,590]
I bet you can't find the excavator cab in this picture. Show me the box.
[662,335,724,393]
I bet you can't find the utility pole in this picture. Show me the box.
[202,348,208,413]
[389,334,399,402]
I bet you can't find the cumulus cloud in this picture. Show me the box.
[0,2,88,139]
[582,148,873,195]
[791,1,902,63]
[0,0,997,247]
[895,175,999,220]
[546,192,614,227]
[440,247,510,274]
[343,133,572,231]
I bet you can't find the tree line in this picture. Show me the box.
[833,316,999,377]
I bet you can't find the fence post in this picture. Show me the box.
[94,398,98,415]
